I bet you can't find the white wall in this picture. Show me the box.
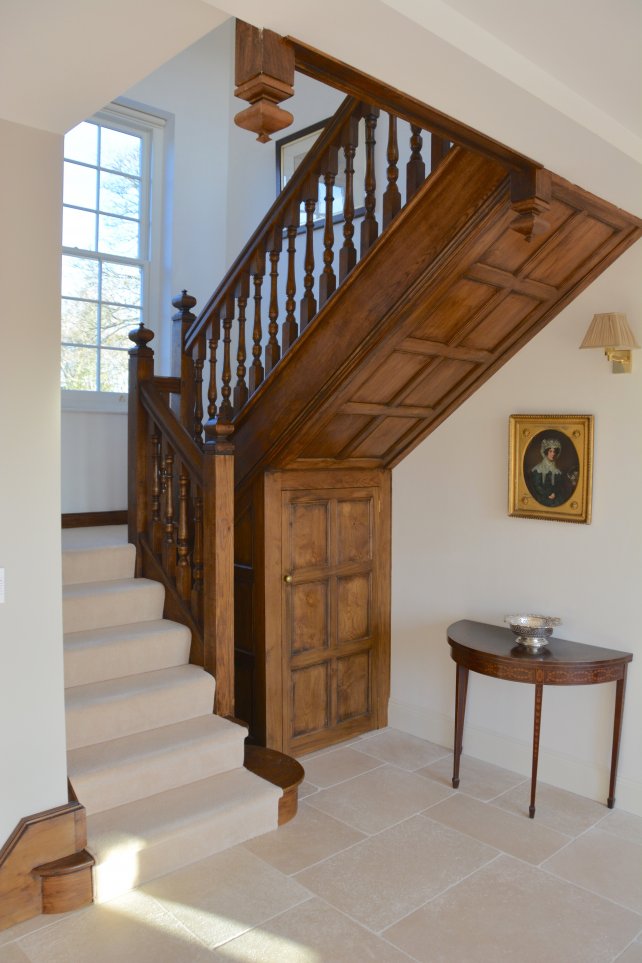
[0,120,68,842]
[390,243,642,815]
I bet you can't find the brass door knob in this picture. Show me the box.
[284,574,293,584]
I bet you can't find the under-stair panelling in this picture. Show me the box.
[61,527,281,902]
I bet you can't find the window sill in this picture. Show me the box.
[61,390,128,414]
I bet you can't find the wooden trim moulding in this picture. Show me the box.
[0,797,93,931]
[62,510,127,528]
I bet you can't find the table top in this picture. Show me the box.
[447,620,632,668]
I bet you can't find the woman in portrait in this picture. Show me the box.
[526,436,574,507]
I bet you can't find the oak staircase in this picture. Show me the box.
[128,41,642,760]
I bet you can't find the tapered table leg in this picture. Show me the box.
[608,669,627,809]
[452,664,469,789]
[529,683,543,818]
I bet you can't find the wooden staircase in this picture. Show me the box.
[128,36,642,761]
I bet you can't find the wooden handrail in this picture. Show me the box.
[139,382,202,481]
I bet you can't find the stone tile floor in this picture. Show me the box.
[1,728,641,962]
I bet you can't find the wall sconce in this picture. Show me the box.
[579,312,639,373]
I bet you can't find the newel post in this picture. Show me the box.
[128,324,155,573]
[172,290,197,434]
[202,414,235,717]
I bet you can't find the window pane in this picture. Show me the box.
[100,171,140,219]
[100,349,129,392]
[101,127,141,176]
[62,256,99,299]
[101,305,140,347]
[63,208,96,250]
[101,262,142,306]
[61,345,97,389]
[64,162,97,210]
[64,122,98,166]
[62,299,98,345]
[98,214,138,257]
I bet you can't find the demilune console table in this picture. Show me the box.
[447,620,632,818]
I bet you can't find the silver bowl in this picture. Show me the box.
[504,614,561,650]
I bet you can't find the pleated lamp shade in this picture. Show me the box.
[580,312,639,349]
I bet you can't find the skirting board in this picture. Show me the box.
[388,697,642,818]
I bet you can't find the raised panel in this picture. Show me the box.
[337,498,372,564]
[289,500,329,569]
[410,278,497,341]
[462,292,537,352]
[351,351,427,405]
[290,580,328,654]
[403,358,476,407]
[351,417,418,459]
[482,200,575,274]
[337,652,371,722]
[527,217,615,287]
[337,574,371,644]
[300,414,370,459]
[291,663,329,737]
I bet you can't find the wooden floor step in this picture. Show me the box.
[244,745,305,825]
[34,849,94,915]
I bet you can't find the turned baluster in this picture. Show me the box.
[431,134,451,172]
[339,115,359,282]
[282,218,299,351]
[406,124,426,201]
[193,333,205,446]
[233,275,249,412]
[248,250,265,395]
[360,106,380,255]
[265,238,282,374]
[219,297,234,422]
[162,446,176,578]
[207,315,220,423]
[176,468,191,601]
[383,113,401,228]
[150,429,163,554]
[191,493,204,621]
[300,179,317,330]
[318,147,338,308]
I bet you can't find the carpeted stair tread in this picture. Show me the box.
[62,529,135,585]
[63,577,165,633]
[88,768,281,901]
[68,715,246,815]
[65,665,215,750]
[64,619,191,688]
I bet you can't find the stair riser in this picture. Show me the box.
[63,545,136,585]
[66,675,215,750]
[64,627,191,688]
[91,794,279,902]
[71,737,244,815]
[63,582,165,634]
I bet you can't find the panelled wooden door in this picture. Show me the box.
[278,476,390,754]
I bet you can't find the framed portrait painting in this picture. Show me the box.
[508,414,594,523]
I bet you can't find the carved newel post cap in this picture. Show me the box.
[172,290,197,316]
[128,322,155,352]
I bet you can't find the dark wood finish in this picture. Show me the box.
[0,798,91,931]
[360,107,379,254]
[406,124,426,202]
[127,323,155,574]
[61,510,127,528]
[236,468,391,755]
[244,744,305,825]
[233,21,294,142]
[383,113,401,228]
[447,620,633,816]
[282,223,299,351]
[171,290,197,434]
[300,194,317,329]
[288,36,540,172]
[233,280,249,412]
[318,155,338,306]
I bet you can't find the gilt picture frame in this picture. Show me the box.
[508,414,594,523]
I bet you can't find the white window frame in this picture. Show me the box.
[61,101,165,413]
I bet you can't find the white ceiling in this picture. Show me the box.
[381,0,642,157]
[1,0,640,164]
